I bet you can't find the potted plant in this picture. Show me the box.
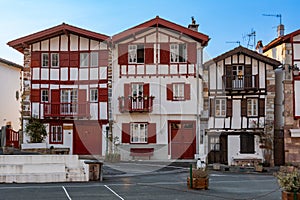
[276,169,300,200]
[25,118,47,143]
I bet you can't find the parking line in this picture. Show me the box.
[62,186,72,200]
[104,185,124,200]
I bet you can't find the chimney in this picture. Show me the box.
[188,16,199,32]
[277,24,284,37]
[255,40,263,54]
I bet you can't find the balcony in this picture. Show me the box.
[44,102,89,118]
[118,96,154,113]
[222,75,259,91]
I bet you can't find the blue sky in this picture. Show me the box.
[0,0,299,65]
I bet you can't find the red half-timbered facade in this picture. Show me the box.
[111,16,209,160]
[8,23,110,156]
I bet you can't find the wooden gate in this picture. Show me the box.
[6,128,19,148]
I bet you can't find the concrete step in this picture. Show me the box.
[0,163,65,174]
[0,172,66,183]
[66,172,87,182]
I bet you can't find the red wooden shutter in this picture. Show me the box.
[148,123,156,143]
[78,89,88,116]
[187,43,197,64]
[184,84,191,100]
[166,84,173,100]
[99,50,109,66]
[122,123,130,143]
[259,98,265,116]
[160,43,170,64]
[70,52,79,67]
[99,88,108,102]
[118,44,128,65]
[143,83,149,96]
[51,90,60,115]
[31,89,40,102]
[145,43,154,64]
[59,52,69,67]
[226,99,232,117]
[210,98,215,116]
[241,99,247,117]
[124,84,131,111]
[31,52,41,67]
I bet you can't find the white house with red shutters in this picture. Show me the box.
[8,23,110,156]
[111,16,209,160]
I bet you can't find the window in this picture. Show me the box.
[247,99,258,116]
[90,52,98,67]
[209,136,220,151]
[170,44,187,63]
[130,123,148,143]
[41,89,49,102]
[80,53,89,67]
[42,53,49,67]
[51,53,59,67]
[131,83,143,97]
[90,88,98,102]
[61,89,78,114]
[50,125,63,144]
[128,44,144,64]
[173,83,185,100]
[232,65,244,89]
[240,134,255,153]
[215,99,226,117]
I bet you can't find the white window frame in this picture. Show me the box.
[247,99,258,116]
[170,43,187,63]
[50,125,63,143]
[215,99,226,117]
[128,45,137,63]
[90,52,98,67]
[130,123,148,143]
[80,53,89,67]
[61,89,78,114]
[51,53,59,67]
[90,88,98,102]
[41,89,49,102]
[173,83,185,100]
[42,53,49,67]
[131,83,143,97]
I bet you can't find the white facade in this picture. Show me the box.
[0,59,22,130]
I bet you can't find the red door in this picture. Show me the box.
[73,121,102,155]
[169,121,196,159]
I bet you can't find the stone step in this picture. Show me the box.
[0,172,66,183]
[66,173,87,182]
[0,163,65,174]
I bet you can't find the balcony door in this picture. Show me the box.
[232,65,244,89]
[61,89,78,115]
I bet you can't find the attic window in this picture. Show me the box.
[128,44,144,64]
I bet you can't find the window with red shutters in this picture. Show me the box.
[122,123,130,143]
[31,52,41,67]
[118,44,128,65]
[187,42,197,64]
[59,52,69,67]
[160,43,170,64]
[145,43,154,64]
[166,84,173,100]
[70,52,79,67]
[184,84,191,100]
[99,50,109,66]
[148,123,156,143]
[31,89,40,102]
[166,83,190,101]
[99,88,108,102]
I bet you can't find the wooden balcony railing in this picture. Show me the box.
[44,102,89,118]
[222,75,259,91]
[118,96,155,113]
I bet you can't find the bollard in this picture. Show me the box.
[190,164,193,188]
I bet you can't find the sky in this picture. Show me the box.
[0,0,299,65]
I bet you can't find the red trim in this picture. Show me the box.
[112,16,209,45]
[118,44,128,65]
[31,89,40,102]
[122,123,130,143]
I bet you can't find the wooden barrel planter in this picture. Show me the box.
[282,191,300,200]
[187,169,209,190]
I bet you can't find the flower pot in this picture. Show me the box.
[187,177,209,190]
[282,191,300,200]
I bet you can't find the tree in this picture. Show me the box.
[25,118,47,143]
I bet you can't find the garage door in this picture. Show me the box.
[169,121,196,159]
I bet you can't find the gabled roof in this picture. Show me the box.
[112,16,210,46]
[7,23,110,53]
[0,57,23,70]
[204,46,281,67]
[263,29,300,52]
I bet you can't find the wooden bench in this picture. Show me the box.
[130,148,154,160]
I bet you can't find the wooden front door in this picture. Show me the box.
[73,121,102,155]
[207,134,228,164]
[169,121,196,159]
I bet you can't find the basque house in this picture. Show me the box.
[8,23,110,156]
[111,16,209,160]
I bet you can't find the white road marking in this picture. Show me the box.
[104,185,124,200]
[62,186,72,200]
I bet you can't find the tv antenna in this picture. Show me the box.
[226,41,240,46]
[242,29,256,50]
[262,14,282,25]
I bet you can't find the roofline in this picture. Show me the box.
[263,29,300,52]
[0,57,23,70]
[7,23,110,53]
[204,46,281,67]
[112,16,210,46]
